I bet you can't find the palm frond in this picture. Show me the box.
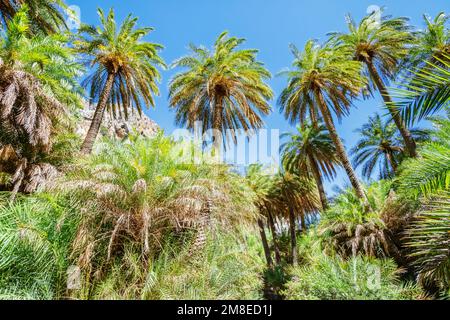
[405,191,450,292]
[392,56,450,127]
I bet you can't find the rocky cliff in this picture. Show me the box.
[77,106,160,140]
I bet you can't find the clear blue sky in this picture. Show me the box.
[70,0,449,193]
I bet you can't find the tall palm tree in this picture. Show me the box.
[244,164,278,268]
[0,7,82,198]
[169,31,273,151]
[331,11,418,157]
[274,170,319,266]
[281,120,339,210]
[0,0,67,34]
[351,114,429,180]
[76,8,165,154]
[279,40,369,205]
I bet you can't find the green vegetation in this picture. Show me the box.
[0,193,81,299]
[283,253,423,300]
[0,2,448,300]
[76,8,165,154]
[168,31,273,150]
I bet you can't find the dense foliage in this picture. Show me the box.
[0,2,448,300]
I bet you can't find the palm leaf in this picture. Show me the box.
[391,56,450,127]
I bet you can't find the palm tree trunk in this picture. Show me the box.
[366,60,417,158]
[308,154,328,210]
[288,205,298,266]
[80,72,115,154]
[266,206,281,264]
[315,90,369,207]
[212,95,224,153]
[257,217,273,268]
[300,211,306,233]
[386,151,397,174]
[309,105,319,129]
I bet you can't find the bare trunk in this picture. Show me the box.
[80,73,115,154]
[308,154,328,210]
[386,151,397,174]
[366,60,417,158]
[315,90,369,207]
[288,205,298,266]
[266,206,281,264]
[257,217,273,268]
[212,95,224,153]
[309,105,319,129]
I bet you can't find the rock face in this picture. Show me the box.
[77,105,160,140]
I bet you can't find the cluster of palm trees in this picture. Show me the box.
[0,1,448,291]
[244,164,319,267]
[168,11,447,215]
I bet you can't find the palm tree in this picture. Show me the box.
[0,0,67,34]
[281,120,340,210]
[351,114,429,180]
[331,11,418,157]
[76,8,165,154]
[319,180,412,265]
[169,31,273,151]
[351,114,403,180]
[244,164,282,267]
[275,170,319,266]
[0,7,82,198]
[61,134,256,270]
[279,40,369,205]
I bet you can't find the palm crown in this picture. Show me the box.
[169,31,273,149]
[351,114,429,180]
[351,114,402,180]
[279,40,365,124]
[281,121,338,179]
[392,13,450,127]
[331,10,418,158]
[76,8,165,153]
[331,11,412,86]
[77,8,164,117]
[0,7,82,154]
[281,120,340,209]
[0,0,68,34]
[410,12,450,67]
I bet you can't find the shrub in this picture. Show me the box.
[405,192,450,295]
[399,115,450,296]
[319,180,416,263]
[57,134,260,298]
[283,252,423,300]
[0,193,81,299]
[84,228,265,300]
